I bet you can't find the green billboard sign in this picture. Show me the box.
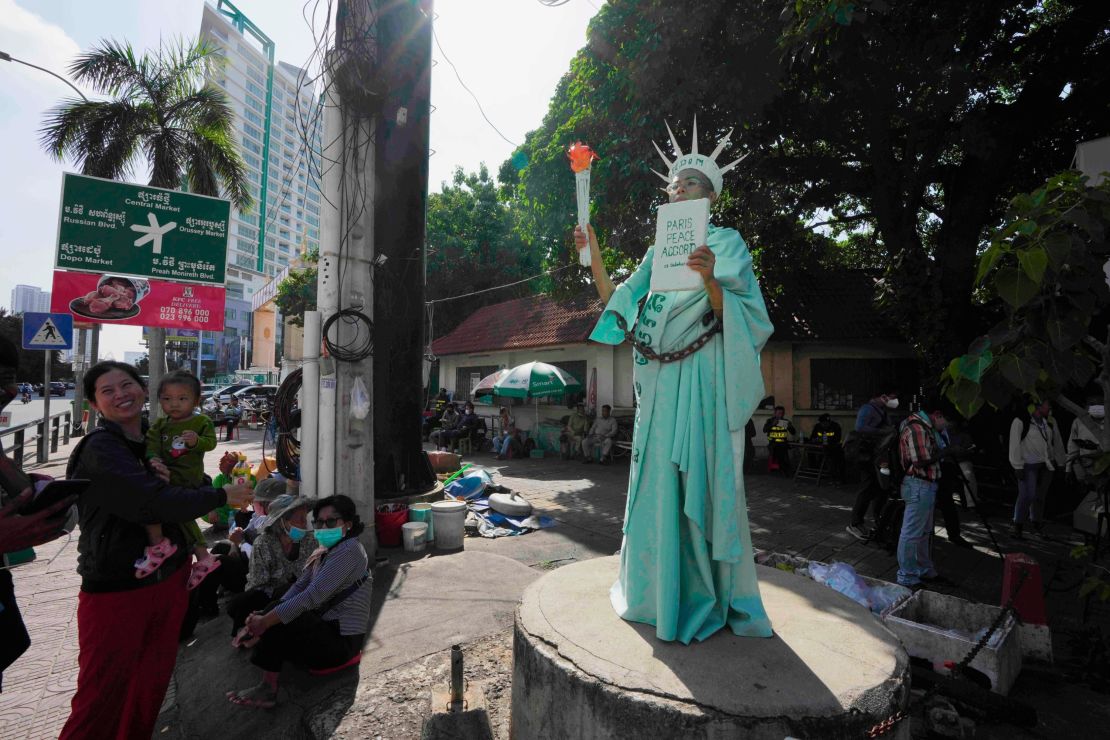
[55,173,230,285]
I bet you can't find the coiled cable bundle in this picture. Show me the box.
[271,368,303,480]
[322,308,374,362]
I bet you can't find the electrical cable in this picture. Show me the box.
[272,367,303,479]
[322,307,374,362]
[425,264,575,304]
[431,28,518,147]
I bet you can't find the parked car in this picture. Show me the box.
[65,382,75,389]
[39,382,66,397]
[202,383,252,411]
[232,385,279,405]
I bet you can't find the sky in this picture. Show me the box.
[0,0,600,360]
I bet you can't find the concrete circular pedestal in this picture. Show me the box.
[511,556,910,740]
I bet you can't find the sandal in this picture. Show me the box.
[186,557,222,591]
[226,684,276,709]
[134,538,178,579]
[231,626,261,650]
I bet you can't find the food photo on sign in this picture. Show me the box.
[51,270,225,332]
[70,275,151,320]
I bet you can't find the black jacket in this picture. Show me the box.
[68,421,226,593]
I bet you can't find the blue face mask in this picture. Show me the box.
[287,525,307,543]
[315,527,345,548]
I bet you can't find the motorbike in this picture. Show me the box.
[20,391,30,404]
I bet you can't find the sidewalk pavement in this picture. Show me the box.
[3,437,1109,738]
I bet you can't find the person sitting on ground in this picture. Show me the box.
[226,491,318,640]
[429,403,459,450]
[762,406,796,476]
[582,404,619,464]
[560,402,590,460]
[219,395,243,441]
[227,495,371,709]
[192,478,286,621]
[494,406,519,459]
[446,402,481,454]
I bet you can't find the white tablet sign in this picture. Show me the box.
[650,198,709,292]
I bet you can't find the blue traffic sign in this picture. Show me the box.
[22,312,74,350]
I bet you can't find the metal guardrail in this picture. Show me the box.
[1,411,73,466]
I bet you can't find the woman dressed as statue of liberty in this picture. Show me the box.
[574,119,774,644]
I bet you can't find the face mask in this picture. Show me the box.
[1090,405,1105,420]
[315,527,345,548]
[885,398,900,410]
[287,524,307,543]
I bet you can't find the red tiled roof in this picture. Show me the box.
[431,271,902,356]
[431,293,604,356]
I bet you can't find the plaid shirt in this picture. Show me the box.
[899,414,940,482]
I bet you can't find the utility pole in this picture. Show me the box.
[317,0,379,528]
[372,0,436,496]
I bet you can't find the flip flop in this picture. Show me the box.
[231,626,261,650]
[186,558,222,591]
[226,686,276,709]
[134,538,178,579]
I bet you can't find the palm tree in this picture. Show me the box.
[41,37,252,417]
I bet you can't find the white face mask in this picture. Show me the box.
[885,398,900,410]
[1090,405,1105,420]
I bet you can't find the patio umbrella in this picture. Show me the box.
[493,361,582,399]
[493,361,583,431]
[471,368,510,401]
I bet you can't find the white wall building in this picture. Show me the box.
[199,1,323,375]
[10,285,51,314]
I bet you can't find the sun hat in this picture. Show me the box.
[262,494,309,530]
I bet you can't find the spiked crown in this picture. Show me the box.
[651,116,748,195]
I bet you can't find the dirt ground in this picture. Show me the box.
[325,630,515,740]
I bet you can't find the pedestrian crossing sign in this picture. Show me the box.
[22,312,74,350]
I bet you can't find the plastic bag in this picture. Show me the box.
[868,583,911,615]
[809,562,871,609]
[350,376,370,420]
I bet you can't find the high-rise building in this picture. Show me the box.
[10,284,51,314]
[199,0,323,376]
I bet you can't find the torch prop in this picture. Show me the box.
[567,142,599,267]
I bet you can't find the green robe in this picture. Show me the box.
[590,224,774,643]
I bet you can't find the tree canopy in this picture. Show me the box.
[426,165,544,338]
[501,0,1110,366]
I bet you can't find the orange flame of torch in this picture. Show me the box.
[567,141,599,173]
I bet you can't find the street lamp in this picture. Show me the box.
[2,49,93,434]
[0,50,88,102]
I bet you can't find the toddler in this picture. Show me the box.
[141,370,220,590]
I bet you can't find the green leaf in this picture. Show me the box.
[994,267,1040,308]
[950,377,985,418]
[1016,246,1048,283]
[944,357,961,382]
[975,245,1003,284]
[998,354,1037,391]
[1046,315,1087,350]
[1093,452,1110,477]
[969,335,992,355]
[1043,232,1071,269]
[957,351,993,383]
